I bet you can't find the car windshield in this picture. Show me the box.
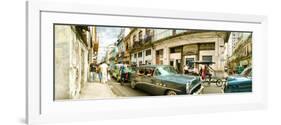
[156,66,178,76]
[240,67,252,77]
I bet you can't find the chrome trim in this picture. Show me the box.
[135,81,183,93]
[185,81,191,94]
[189,81,202,93]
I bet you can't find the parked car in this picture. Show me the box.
[130,65,202,95]
[224,66,252,93]
[111,64,123,80]
[119,66,136,84]
[112,64,136,83]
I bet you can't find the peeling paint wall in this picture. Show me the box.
[55,25,90,100]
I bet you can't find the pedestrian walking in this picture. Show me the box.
[97,65,102,83]
[99,62,109,84]
[90,64,96,81]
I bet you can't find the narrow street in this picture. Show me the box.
[79,76,223,99]
[79,78,149,99]
[107,81,150,97]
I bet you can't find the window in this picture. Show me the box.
[134,54,137,58]
[133,35,137,42]
[145,49,151,56]
[155,66,177,76]
[170,46,182,53]
[199,43,215,50]
[241,67,252,77]
[138,68,145,74]
[202,56,212,62]
[170,61,173,66]
[156,49,163,64]
[139,30,143,41]
[186,58,194,69]
[144,68,154,76]
[155,69,161,76]
[138,52,142,57]
[156,49,163,58]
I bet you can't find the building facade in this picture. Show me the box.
[55,25,95,100]
[127,28,230,73]
[129,28,153,66]
[227,32,252,73]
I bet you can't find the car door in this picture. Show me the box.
[134,67,147,90]
[149,68,166,95]
[239,70,252,92]
[141,68,158,94]
[238,68,252,92]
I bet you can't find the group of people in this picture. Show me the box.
[183,64,211,80]
[90,62,109,84]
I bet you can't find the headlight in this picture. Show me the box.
[186,81,191,94]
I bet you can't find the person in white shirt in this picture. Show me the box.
[99,62,108,84]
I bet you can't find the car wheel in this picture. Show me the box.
[166,90,177,95]
[216,79,223,87]
[131,80,136,89]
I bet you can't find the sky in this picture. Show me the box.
[96,26,122,63]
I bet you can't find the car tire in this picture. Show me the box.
[216,79,223,87]
[131,80,136,89]
[166,90,177,95]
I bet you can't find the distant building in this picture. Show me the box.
[89,26,99,65]
[227,32,252,71]
[105,43,118,66]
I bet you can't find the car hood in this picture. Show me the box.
[227,75,251,83]
[157,74,196,85]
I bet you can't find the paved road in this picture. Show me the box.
[201,83,224,94]
[79,78,224,100]
[107,80,150,97]
[107,79,224,96]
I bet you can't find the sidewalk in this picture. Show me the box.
[79,81,116,100]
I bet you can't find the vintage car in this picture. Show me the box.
[111,64,123,80]
[112,64,136,83]
[224,66,252,93]
[119,66,136,84]
[130,65,202,95]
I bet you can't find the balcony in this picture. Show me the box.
[133,41,141,48]
[144,35,152,43]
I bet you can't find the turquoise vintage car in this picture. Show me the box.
[130,65,202,95]
[224,66,252,93]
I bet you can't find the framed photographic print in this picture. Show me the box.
[26,1,267,124]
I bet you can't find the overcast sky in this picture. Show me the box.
[96,26,122,63]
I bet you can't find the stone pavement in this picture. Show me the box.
[79,81,116,100]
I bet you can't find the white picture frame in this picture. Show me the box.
[26,1,267,124]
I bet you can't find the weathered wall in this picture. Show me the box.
[55,25,72,100]
[55,25,90,100]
